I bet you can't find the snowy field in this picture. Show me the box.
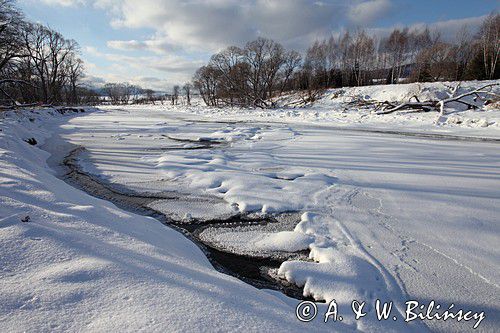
[1,82,499,332]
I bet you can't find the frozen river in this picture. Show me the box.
[50,107,500,332]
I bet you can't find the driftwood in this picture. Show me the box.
[377,101,436,114]
[0,103,40,110]
[292,89,325,107]
[376,83,499,116]
[277,89,325,108]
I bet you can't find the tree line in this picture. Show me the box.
[100,82,193,106]
[0,1,199,107]
[1,0,498,108]
[194,13,499,107]
[0,0,100,106]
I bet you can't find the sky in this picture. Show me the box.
[17,0,499,91]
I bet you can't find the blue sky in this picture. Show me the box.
[18,0,499,90]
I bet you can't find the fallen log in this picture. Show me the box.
[376,83,499,116]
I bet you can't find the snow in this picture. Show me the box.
[199,228,314,254]
[1,80,499,332]
[0,109,331,332]
[125,80,500,139]
[254,231,313,252]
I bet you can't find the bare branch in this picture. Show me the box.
[376,83,499,116]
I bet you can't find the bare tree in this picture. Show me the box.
[381,28,411,83]
[22,24,50,103]
[103,83,120,104]
[65,54,84,105]
[349,30,375,86]
[0,0,24,73]
[103,83,136,105]
[278,50,301,95]
[415,40,454,82]
[244,37,286,104]
[172,85,180,105]
[338,31,353,86]
[47,32,78,103]
[144,89,155,104]
[22,23,78,103]
[478,12,500,79]
[193,65,220,106]
[209,46,247,105]
[304,40,328,89]
[451,25,473,80]
[183,83,192,105]
[199,38,300,107]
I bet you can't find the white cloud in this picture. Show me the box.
[107,40,147,51]
[107,37,178,54]
[83,45,201,89]
[38,1,490,89]
[349,0,393,25]
[40,0,85,7]
[86,46,202,73]
[83,0,381,52]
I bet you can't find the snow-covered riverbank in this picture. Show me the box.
[0,109,335,332]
